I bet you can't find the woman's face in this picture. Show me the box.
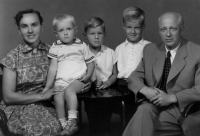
[18,13,42,47]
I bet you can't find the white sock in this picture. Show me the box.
[59,118,67,129]
[68,110,78,120]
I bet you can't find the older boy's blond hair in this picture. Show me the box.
[52,14,76,31]
[123,7,145,27]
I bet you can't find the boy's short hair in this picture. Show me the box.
[84,17,106,33]
[123,7,145,26]
[52,14,76,31]
[15,9,43,27]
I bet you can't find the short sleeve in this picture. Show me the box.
[47,43,58,59]
[115,46,119,62]
[82,43,94,63]
[0,49,17,72]
[111,49,117,65]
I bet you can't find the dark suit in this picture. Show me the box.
[123,38,200,136]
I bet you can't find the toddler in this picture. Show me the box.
[42,14,94,136]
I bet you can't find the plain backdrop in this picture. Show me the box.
[1,0,200,74]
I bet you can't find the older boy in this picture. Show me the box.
[115,7,151,123]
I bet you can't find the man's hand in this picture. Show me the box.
[139,86,160,100]
[150,88,177,107]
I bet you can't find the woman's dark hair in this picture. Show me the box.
[14,9,43,27]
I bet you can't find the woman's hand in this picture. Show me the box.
[40,89,53,100]
[41,87,49,97]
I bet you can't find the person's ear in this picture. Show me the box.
[83,32,88,40]
[122,25,126,31]
[18,28,22,36]
[180,24,184,36]
[41,26,43,32]
[142,23,146,30]
[74,26,78,34]
[54,31,58,38]
[181,25,185,31]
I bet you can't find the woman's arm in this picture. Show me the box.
[2,67,52,105]
[99,63,117,89]
[41,58,57,96]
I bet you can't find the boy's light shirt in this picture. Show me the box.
[48,38,94,85]
[115,38,151,79]
[89,45,117,82]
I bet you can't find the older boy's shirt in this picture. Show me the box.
[115,38,151,79]
[48,38,94,83]
[89,45,117,82]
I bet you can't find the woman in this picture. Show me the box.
[0,9,65,136]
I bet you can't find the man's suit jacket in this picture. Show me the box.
[128,38,200,112]
[127,38,200,135]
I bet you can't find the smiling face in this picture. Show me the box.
[85,25,105,49]
[158,13,183,50]
[123,19,143,44]
[18,13,42,47]
[54,19,77,45]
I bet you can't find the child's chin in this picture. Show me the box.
[128,38,141,43]
[91,44,101,48]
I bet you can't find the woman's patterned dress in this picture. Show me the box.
[0,42,62,136]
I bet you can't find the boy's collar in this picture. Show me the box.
[56,38,82,45]
[100,45,106,52]
[88,44,106,53]
[125,38,144,46]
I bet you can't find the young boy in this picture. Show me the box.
[83,17,117,136]
[41,14,94,136]
[115,7,151,123]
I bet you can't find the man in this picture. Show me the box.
[122,12,200,136]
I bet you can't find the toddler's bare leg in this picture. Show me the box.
[64,80,84,111]
[54,92,66,119]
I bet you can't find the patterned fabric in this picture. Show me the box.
[0,42,62,136]
[158,51,171,92]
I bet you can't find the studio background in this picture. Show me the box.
[1,0,200,74]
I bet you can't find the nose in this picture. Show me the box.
[166,29,171,37]
[28,26,33,33]
[64,30,68,35]
[130,28,135,34]
[95,33,99,39]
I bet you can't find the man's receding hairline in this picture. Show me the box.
[158,12,183,25]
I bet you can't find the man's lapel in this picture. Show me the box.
[153,43,166,85]
[167,39,187,83]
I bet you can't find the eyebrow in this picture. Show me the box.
[20,21,39,26]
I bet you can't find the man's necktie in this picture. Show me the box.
[159,51,171,92]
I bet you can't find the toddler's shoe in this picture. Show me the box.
[60,118,79,136]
